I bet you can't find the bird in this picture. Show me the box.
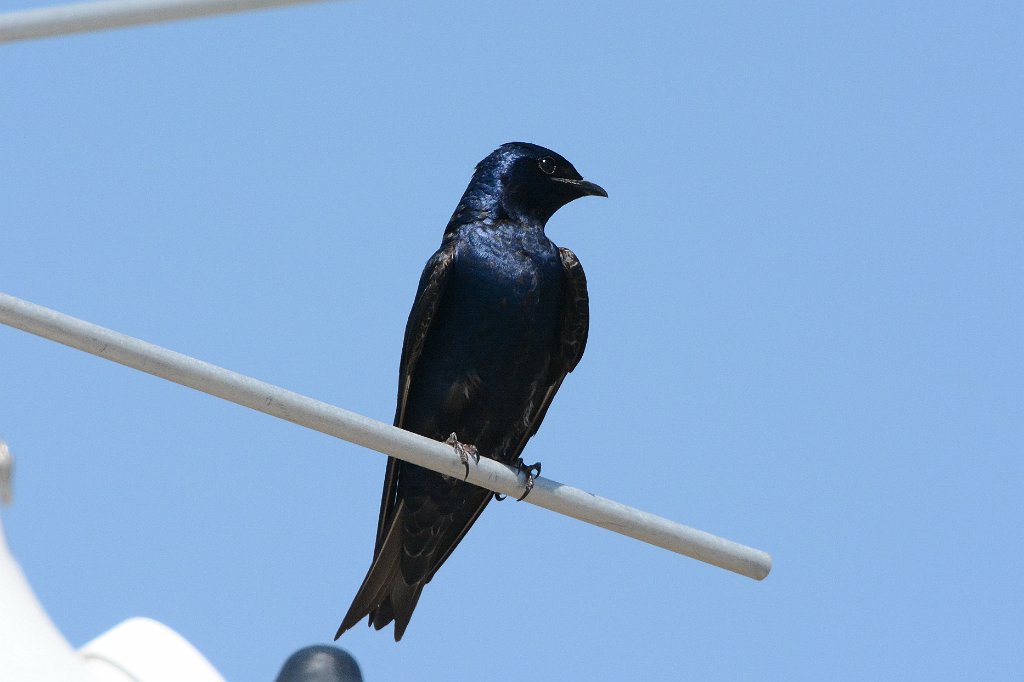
[335,142,606,641]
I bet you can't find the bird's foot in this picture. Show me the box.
[445,432,479,480]
[494,458,542,502]
[516,459,542,501]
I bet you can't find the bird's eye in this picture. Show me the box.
[538,157,556,175]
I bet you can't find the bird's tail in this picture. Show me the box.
[335,505,425,642]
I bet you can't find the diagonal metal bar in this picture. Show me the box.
[0,291,772,580]
[0,0,337,44]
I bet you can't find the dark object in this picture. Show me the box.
[336,142,605,641]
[275,645,363,682]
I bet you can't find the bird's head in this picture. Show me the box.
[453,142,607,229]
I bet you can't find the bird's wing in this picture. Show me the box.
[423,246,589,580]
[374,241,458,555]
[558,246,590,373]
[514,246,589,446]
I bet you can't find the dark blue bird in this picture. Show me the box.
[335,142,605,641]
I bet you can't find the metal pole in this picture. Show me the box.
[0,292,772,580]
[0,441,12,506]
[0,0,337,44]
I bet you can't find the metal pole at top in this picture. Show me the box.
[0,0,338,44]
[0,292,772,581]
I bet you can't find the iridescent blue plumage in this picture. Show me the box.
[336,142,605,641]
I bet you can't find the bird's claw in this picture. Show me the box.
[445,432,479,480]
[493,459,542,501]
[516,459,542,501]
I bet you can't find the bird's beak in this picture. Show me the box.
[554,177,608,198]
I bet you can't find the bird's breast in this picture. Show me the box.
[455,225,561,306]
[405,226,564,450]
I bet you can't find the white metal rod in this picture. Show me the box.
[0,292,771,580]
[0,0,335,43]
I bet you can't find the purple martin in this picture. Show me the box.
[336,142,605,641]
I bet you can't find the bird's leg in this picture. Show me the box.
[512,456,544,499]
[492,459,542,502]
[515,459,542,501]
[445,432,479,480]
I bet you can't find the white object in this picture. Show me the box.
[1,510,224,681]
[0,291,772,580]
[81,617,225,682]
[0,0,335,43]
[0,513,91,682]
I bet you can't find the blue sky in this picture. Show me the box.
[2,1,1022,679]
